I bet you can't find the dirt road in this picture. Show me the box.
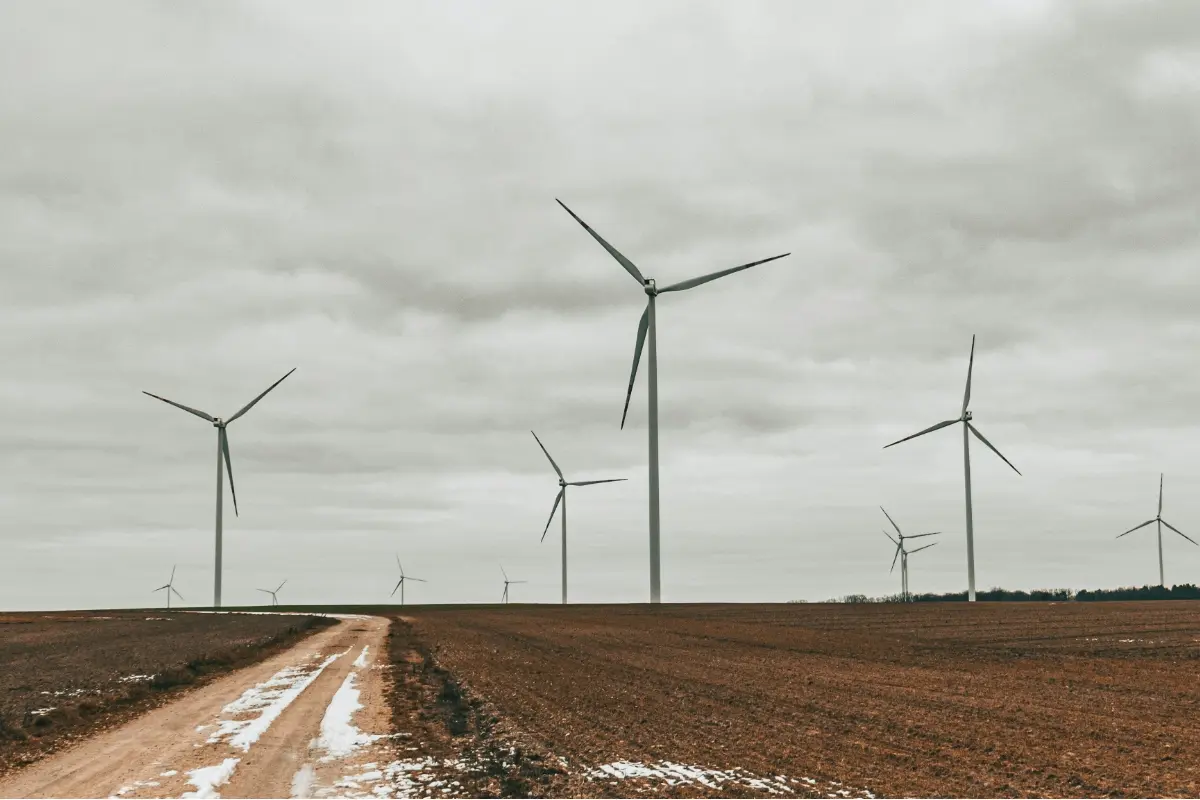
[0,614,395,800]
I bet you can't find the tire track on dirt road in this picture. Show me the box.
[0,615,393,799]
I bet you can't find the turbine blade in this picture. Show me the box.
[391,579,402,597]
[541,488,564,543]
[890,544,901,573]
[1161,519,1199,546]
[621,304,650,430]
[880,505,902,536]
[256,588,271,595]
[883,529,899,546]
[658,253,790,293]
[406,576,427,582]
[905,531,941,539]
[883,419,958,449]
[226,368,296,424]
[511,580,528,584]
[221,428,238,517]
[908,542,938,555]
[569,478,627,486]
[154,584,170,592]
[1117,519,1156,538]
[962,334,976,416]
[1159,473,1164,517]
[170,564,176,583]
[556,199,645,284]
[142,391,214,423]
[966,422,1021,476]
[277,580,287,592]
[530,430,564,480]
[500,564,508,581]
[396,553,402,572]
[171,586,185,601]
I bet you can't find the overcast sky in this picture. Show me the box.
[3,0,1200,610]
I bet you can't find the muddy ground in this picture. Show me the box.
[0,610,335,775]
[398,602,1200,798]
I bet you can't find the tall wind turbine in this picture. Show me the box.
[1117,473,1197,587]
[880,507,940,602]
[500,564,526,605]
[256,579,287,607]
[882,336,1019,602]
[390,556,425,606]
[153,565,185,609]
[531,430,626,605]
[557,199,790,603]
[143,368,296,608]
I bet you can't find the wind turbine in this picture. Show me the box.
[143,368,296,608]
[882,335,1020,602]
[557,199,789,603]
[256,579,287,607]
[880,507,940,602]
[153,565,185,609]
[531,430,625,605]
[390,556,426,605]
[500,565,526,605]
[1117,473,1197,587]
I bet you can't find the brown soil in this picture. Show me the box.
[0,610,335,776]
[400,601,1200,798]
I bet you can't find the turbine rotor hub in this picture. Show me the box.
[213,418,225,428]
[643,278,657,296]
[963,410,973,422]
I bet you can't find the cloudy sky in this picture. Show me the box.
[3,0,1200,610]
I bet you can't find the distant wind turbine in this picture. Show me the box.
[883,335,1020,602]
[557,199,789,603]
[143,368,296,608]
[153,565,184,609]
[1117,473,1198,587]
[256,579,287,607]
[500,564,526,605]
[390,556,425,605]
[531,430,625,605]
[880,507,939,602]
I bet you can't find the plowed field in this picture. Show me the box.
[403,602,1200,798]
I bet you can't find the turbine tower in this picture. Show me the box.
[883,335,1019,602]
[256,579,287,607]
[153,565,184,609]
[531,430,625,604]
[143,368,296,608]
[1117,473,1197,587]
[880,507,939,602]
[557,199,789,603]
[500,564,525,604]
[390,556,425,605]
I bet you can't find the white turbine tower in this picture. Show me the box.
[390,556,426,606]
[143,368,296,608]
[531,430,625,604]
[883,336,1020,602]
[557,199,790,603]
[880,507,939,602]
[500,564,526,605]
[1117,473,1197,587]
[153,565,185,609]
[256,579,287,607]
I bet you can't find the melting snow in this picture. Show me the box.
[354,645,370,668]
[108,779,160,798]
[119,674,156,683]
[30,707,55,716]
[160,770,178,777]
[207,651,343,752]
[313,671,386,761]
[584,761,875,798]
[182,758,240,799]
[291,763,316,798]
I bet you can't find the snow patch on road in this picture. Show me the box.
[584,761,875,798]
[207,651,343,752]
[182,757,240,798]
[291,763,316,798]
[354,645,370,668]
[108,778,160,798]
[313,670,387,761]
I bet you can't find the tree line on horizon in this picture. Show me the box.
[804,584,1200,603]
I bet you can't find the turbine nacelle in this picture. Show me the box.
[962,410,973,422]
[212,418,225,428]
[643,278,657,296]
